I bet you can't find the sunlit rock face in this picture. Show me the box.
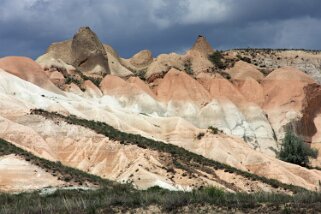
[1,28,321,192]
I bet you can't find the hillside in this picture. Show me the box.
[1,27,321,213]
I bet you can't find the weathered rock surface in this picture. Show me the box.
[129,50,153,68]
[71,27,110,77]
[191,35,214,56]
[0,154,65,192]
[83,80,103,98]
[38,27,111,80]
[228,61,264,81]
[45,40,73,64]
[1,66,320,191]
[2,29,321,193]
[0,57,63,95]
[228,49,321,84]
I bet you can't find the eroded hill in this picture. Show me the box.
[1,27,321,201]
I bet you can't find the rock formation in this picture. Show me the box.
[1,28,321,195]
[130,50,153,68]
[190,35,214,55]
[71,27,110,77]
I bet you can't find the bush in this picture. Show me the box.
[208,51,226,69]
[203,186,224,198]
[65,76,82,85]
[279,131,318,167]
[208,126,222,134]
[196,132,205,140]
[184,59,193,75]
[136,70,146,80]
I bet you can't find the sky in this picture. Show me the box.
[1,0,321,59]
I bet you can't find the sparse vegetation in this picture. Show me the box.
[1,185,321,213]
[1,112,321,213]
[81,75,102,87]
[30,109,308,193]
[209,51,226,69]
[0,138,115,187]
[218,71,231,80]
[279,131,318,167]
[236,55,252,63]
[136,69,147,80]
[64,76,82,85]
[196,132,205,140]
[208,126,222,134]
[184,59,193,75]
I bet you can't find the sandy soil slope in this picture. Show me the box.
[0,68,320,191]
[0,154,64,192]
[1,30,321,192]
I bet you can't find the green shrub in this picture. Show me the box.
[219,71,231,80]
[208,51,226,69]
[65,76,82,85]
[279,131,318,167]
[203,186,224,198]
[184,59,193,75]
[208,126,222,134]
[82,75,102,87]
[136,70,146,80]
[196,132,205,140]
[29,109,308,193]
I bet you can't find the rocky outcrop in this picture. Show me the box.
[1,62,321,191]
[100,75,155,98]
[71,27,110,77]
[155,68,210,103]
[265,66,315,83]
[40,27,110,79]
[65,83,83,95]
[36,54,76,77]
[4,29,321,193]
[227,49,321,84]
[46,40,73,64]
[190,35,214,56]
[0,56,63,94]
[261,67,315,143]
[185,35,215,75]
[103,44,119,58]
[49,71,65,88]
[236,77,265,106]
[83,80,103,98]
[145,53,185,80]
[228,61,264,81]
[130,50,153,68]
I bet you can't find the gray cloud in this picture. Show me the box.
[0,0,321,59]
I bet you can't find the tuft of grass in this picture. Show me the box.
[1,185,321,213]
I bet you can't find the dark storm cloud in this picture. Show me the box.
[0,0,321,59]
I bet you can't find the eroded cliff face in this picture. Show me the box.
[1,27,321,192]
[295,83,321,142]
